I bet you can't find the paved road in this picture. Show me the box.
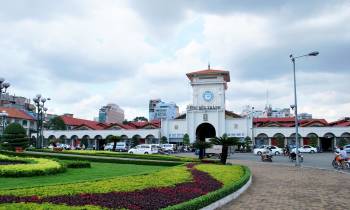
[176,152,349,173]
[219,159,350,210]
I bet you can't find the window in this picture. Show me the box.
[234,124,238,129]
[270,146,276,149]
[203,114,208,121]
[174,125,178,130]
[304,146,310,148]
[22,120,28,126]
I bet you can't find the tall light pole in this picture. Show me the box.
[33,94,50,148]
[289,51,319,166]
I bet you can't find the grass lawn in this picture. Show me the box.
[0,162,167,190]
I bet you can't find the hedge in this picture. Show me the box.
[27,148,197,162]
[0,202,106,210]
[0,154,65,177]
[163,164,251,210]
[61,160,91,168]
[0,150,182,167]
[0,165,191,197]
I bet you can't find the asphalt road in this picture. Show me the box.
[175,152,349,174]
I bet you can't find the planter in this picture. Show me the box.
[15,147,23,153]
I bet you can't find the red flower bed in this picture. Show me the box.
[0,164,223,210]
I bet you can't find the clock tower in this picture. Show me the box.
[185,67,230,142]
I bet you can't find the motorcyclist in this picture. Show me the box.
[262,147,272,160]
[339,147,348,167]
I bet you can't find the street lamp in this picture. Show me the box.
[0,110,8,135]
[289,51,319,166]
[33,94,50,148]
[0,78,11,104]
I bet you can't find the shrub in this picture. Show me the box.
[63,160,91,168]
[0,202,104,210]
[0,123,29,151]
[0,154,65,177]
[164,164,251,210]
[0,165,191,197]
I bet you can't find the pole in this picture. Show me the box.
[292,58,300,166]
[36,104,40,149]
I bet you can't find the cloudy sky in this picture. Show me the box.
[1,0,349,122]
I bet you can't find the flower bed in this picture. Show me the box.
[0,154,65,177]
[0,163,250,210]
[0,202,104,210]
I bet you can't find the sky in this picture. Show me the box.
[1,0,349,122]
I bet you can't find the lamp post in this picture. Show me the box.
[0,110,8,135]
[33,94,50,148]
[0,78,11,105]
[289,51,319,166]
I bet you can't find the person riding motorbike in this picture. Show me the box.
[339,147,349,168]
[261,147,273,161]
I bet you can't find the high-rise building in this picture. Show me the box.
[153,101,179,120]
[298,113,313,120]
[149,99,161,120]
[98,103,124,123]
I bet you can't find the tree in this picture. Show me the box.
[339,137,348,147]
[160,136,168,144]
[122,119,130,125]
[210,134,239,164]
[131,135,141,148]
[193,139,212,160]
[243,136,252,152]
[309,135,318,147]
[133,116,148,122]
[107,135,121,151]
[0,123,29,151]
[48,117,67,130]
[274,134,285,148]
[183,134,190,146]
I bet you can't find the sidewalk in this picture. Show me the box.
[220,159,350,210]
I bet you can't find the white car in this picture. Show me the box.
[115,142,129,152]
[161,144,176,153]
[253,145,283,156]
[128,144,158,154]
[292,145,317,153]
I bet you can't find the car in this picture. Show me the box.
[161,144,176,153]
[253,145,283,156]
[292,145,317,153]
[128,144,158,154]
[115,142,129,152]
[336,144,350,153]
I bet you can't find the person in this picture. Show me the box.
[339,147,348,167]
[262,147,272,160]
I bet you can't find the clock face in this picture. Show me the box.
[203,91,214,101]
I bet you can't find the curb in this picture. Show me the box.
[201,175,252,210]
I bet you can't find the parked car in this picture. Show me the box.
[115,142,129,152]
[128,144,158,154]
[292,145,317,153]
[335,144,350,153]
[253,145,283,156]
[161,144,176,153]
[104,143,114,151]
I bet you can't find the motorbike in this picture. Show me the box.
[289,152,303,162]
[332,153,350,169]
[261,151,273,162]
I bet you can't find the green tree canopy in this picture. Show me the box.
[133,116,148,122]
[107,135,122,151]
[0,123,29,151]
[48,116,67,130]
[160,136,168,144]
[183,134,190,146]
[193,139,212,160]
[210,134,239,164]
[131,135,141,148]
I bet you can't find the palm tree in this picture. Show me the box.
[193,139,212,159]
[210,134,239,164]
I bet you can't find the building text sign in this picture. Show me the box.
[187,105,221,111]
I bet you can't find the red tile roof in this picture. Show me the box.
[186,69,230,82]
[329,118,350,127]
[254,117,329,127]
[60,115,105,130]
[0,107,35,121]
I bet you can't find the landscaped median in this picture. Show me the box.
[27,148,197,162]
[0,154,65,177]
[0,161,251,209]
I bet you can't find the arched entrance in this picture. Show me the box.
[196,123,216,142]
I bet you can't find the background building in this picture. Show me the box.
[0,107,36,135]
[149,99,161,120]
[98,103,124,123]
[153,101,179,120]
